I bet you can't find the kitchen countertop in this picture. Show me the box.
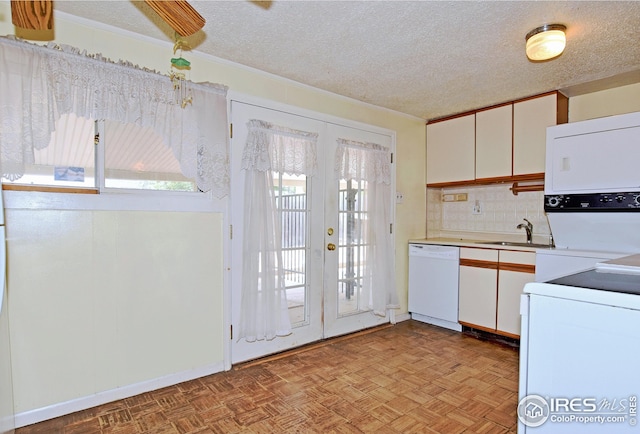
[409,237,555,252]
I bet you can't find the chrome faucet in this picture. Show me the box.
[517,218,534,244]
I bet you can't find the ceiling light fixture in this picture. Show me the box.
[525,24,567,61]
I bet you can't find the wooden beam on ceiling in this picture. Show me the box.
[144,0,206,37]
[11,0,53,30]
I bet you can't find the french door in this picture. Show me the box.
[230,101,394,364]
[322,124,394,338]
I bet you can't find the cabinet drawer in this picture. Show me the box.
[460,247,499,262]
[499,250,536,267]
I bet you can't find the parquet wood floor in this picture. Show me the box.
[16,320,519,434]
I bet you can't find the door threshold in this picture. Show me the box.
[233,323,394,370]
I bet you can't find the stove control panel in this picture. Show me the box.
[545,193,640,211]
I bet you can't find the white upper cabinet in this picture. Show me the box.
[513,93,558,176]
[475,105,512,179]
[426,114,475,184]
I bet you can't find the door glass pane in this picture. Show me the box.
[275,173,309,326]
[338,178,369,316]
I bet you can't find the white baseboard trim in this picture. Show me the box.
[410,313,462,331]
[394,312,411,322]
[15,362,225,428]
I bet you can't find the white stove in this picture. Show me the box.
[518,260,640,433]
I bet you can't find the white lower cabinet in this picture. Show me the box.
[497,271,533,335]
[458,247,535,337]
[458,248,498,330]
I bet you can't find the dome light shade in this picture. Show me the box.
[526,24,567,61]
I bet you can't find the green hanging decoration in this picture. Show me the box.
[171,57,191,69]
[170,33,193,108]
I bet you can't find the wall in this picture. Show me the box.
[7,209,223,418]
[0,1,426,422]
[568,82,640,122]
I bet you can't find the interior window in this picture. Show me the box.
[3,115,198,193]
[4,113,96,189]
[103,120,197,192]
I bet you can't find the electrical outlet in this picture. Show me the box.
[396,191,404,204]
[472,200,482,215]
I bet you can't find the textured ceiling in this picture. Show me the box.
[53,0,640,121]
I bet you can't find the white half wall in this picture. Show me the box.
[6,209,224,419]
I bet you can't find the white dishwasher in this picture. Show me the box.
[408,244,461,331]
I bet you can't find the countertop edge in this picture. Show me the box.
[409,238,553,252]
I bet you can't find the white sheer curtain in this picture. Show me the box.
[0,36,229,197]
[335,138,398,316]
[239,119,318,342]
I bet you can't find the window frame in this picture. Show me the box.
[2,120,220,213]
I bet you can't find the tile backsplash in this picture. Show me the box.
[427,184,552,240]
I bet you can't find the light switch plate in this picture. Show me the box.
[442,193,468,202]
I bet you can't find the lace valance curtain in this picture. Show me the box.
[241,119,318,175]
[335,138,398,317]
[335,138,391,184]
[238,119,318,342]
[0,36,229,197]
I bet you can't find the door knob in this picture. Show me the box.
[327,243,336,251]
[327,228,334,236]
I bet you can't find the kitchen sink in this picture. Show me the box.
[479,241,552,248]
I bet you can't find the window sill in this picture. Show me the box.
[2,186,224,213]
[3,184,98,194]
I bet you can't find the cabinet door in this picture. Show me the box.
[496,250,535,336]
[426,114,475,184]
[513,94,557,175]
[475,105,512,179]
[497,269,534,336]
[458,265,498,330]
